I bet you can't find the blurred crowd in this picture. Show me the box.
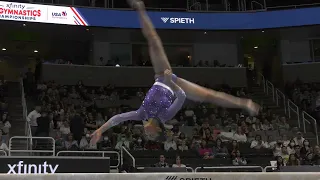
[0,80,11,153]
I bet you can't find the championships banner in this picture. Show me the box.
[1,1,320,29]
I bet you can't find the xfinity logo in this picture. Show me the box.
[161,17,195,24]
[165,176,212,180]
[7,161,59,174]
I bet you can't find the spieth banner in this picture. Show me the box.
[0,1,88,26]
[0,156,110,174]
[1,1,320,29]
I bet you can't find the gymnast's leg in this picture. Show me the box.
[91,109,144,143]
[176,78,260,116]
[129,0,171,76]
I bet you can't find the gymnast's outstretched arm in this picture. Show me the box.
[91,110,144,143]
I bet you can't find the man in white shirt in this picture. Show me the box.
[293,132,305,146]
[80,134,97,150]
[27,105,41,136]
[164,136,177,151]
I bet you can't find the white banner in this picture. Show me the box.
[0,1,88,26]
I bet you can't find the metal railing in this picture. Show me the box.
[9,136,55,156]
[288,99,300,128]
[275,88,287,115]
[302,112,319,144]
[264,166,277,172]
[19,78,32,149]
[0,150,7,156]
[266,80,275,101]
[57,150,120,168]
[267,3,320,10]
[120,146,136,168]
[195,166,264,172]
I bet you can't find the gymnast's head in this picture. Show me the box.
[143,118,165,141]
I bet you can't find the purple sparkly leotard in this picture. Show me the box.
[107,74,186,128]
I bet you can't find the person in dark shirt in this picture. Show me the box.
[70,111,85,142]
[36,111,50,137]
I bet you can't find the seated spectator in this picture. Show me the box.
[172,156,186,168]
[239,121,249,134]
[287,140,296,154]
[1,113,11,135]
[313,145,320,165]
[79,133,97,150]
[198,140,213,159]
[212,138,228,156]
[273,140,283,157]
[287,154,300,166]
[250,135,268,150]
[281,134,290,147]
[99,135,113,150]
[261,119,273,130]
[64,134,79,150]
[154,155,169,168]
[177,132,188,146]
[95,113,105,127]
[303,153,315,165]
[178,140,189,151]
[278,117,290,130]
[145,141,161,150]
[293,132,305,147]
[276,156,284,169]
[232,150,247,166]
[233,127,247,142]
[164,135,177,151]
[60,121,71,137]
[229,140,239,155]
[190,135,201,150]
[294,145,302,161]
[55,131,64,150]
[267,136,277,149]
[115,134,130,150]
[245,116,256,125]
[132,137,146,150]
[202,128,214,146]
[300,139,311,158]
[212,124,221,140]
[281,146,289,163]
[0,135,8,152]
[252,119,263,131]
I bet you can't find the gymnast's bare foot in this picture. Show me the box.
[127,0,145,9]
[245,99,260,116]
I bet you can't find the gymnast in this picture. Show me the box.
[91,0,260,143]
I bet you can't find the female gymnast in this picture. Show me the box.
[91,0,260,143]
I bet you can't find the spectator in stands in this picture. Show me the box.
[198,140,213,159]
[132,137,145,150]
[36,111,51,137]
[293,132,305,146]
[172,156,186,168]
[275,156,285,169]
[154,155,169,168]
[178,140,189,151]
[177,132,187,145]
[302,153,315,165]
[300,140,312,158]
[245,116,256,125]
[115,134,130,150]
[145,140,161,150]
[99,135,113,150]
[281,135,290,147]
[1,113,11,135]
[281,146,289,163]
[164,135,177,151]
[252,119,263,131]
[233,127,247,142]
[229,140,239,155]
[95,113,105,127]
[60,121,71,138]
[287,140,296,154]
[55,131,64,151]
[27,105,41,136]
[232,150,247,166]
[313,145,320,165]
[212,138,228,156]
[70,110,85,142]
[250,135,268,150]
[294,145,302,161]
[261,119,273,130]
[277,117,290,130]
[0,134,8,152]
[267,136,277,149]
[80,133,97,150]
[64,134,79,150]
[287,154,300,166]
[273,140,283,157]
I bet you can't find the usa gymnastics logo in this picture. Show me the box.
[161,17,195,24]
[52,11,67,19]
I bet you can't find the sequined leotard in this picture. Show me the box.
[107,74,186,127]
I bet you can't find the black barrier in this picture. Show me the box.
[280,166,320,172]
[0,156,110,174]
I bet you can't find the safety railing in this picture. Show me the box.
[120,146,136,168]
[57,150,120,169]
[302,112,319,145]
[257,72,266,92]
[288,99,300,128]
[275,88,287,115]
[264,166,277,172]
[137,167,194,172]
[19,78,32,149]
[266,80,275,101]
[194,166,264,172]
[9,136,55,156]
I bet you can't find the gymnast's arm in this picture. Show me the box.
[164,83,186,121]
[96,110,143,134]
